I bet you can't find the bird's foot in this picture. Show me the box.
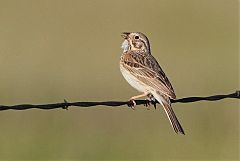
[144,99,151,110]
[147,94,157,109]
[151,99,157,109]
[128,99,136,110]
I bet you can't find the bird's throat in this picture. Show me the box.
[121,39,129,53]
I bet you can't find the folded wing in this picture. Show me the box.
[121,51,176,99]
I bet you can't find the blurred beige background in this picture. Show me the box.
[0,0,239,160]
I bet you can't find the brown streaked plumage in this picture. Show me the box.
[120,32,185,135]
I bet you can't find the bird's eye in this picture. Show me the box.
[134,36,139,39]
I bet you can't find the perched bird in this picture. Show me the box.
[120,32,185,135]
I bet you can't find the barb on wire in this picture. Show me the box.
[0,91,239,111]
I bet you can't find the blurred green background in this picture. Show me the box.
[0,0,239,160]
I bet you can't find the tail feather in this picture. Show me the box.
[152,91,185,135]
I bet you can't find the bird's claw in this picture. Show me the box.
[128,99,136,110]
[151,100,157,109]
[147,95,157,110]
[144,99,151,110]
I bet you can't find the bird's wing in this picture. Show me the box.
[121,51,176,99]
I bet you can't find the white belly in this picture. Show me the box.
[120,64,149,93]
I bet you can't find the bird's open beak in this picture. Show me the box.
[121,32,130,39]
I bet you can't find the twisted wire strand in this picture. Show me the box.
[0,91,239,111]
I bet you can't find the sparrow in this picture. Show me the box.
[120,32,185,135]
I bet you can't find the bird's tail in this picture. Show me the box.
[152,91,185,135]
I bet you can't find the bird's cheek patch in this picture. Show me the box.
[133,42,142,49]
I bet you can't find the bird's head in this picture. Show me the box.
[121,32,151,53]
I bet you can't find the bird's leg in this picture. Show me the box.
[128,92,149,110]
